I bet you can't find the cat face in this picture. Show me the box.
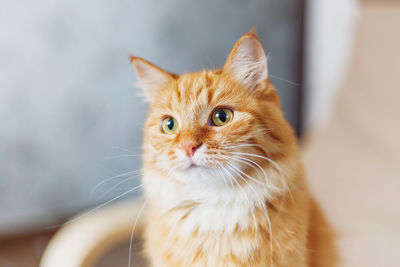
[131,30,295,187]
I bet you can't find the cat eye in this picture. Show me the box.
[161,117,178,135]
[211,108,233,127]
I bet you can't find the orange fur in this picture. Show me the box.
[131,30,336,267]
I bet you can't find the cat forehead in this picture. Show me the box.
[165,71,242,106]
[171,74,218,122]
[176,71,220,95]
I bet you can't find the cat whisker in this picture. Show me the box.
[111,146,140,154]
[226,164,264,208]
[226,165,273,265]
[102,154,141,161]
[90,169,143,197]
[221,155,266,180]
[226,165,259,231]
[216,161,257,230]
[216,153,274,264]
[61,184,143,228]
[229,152,281,173]
[223,154,278,191]
[269,74,299,86]
[228,151,292,200]
[128,198,149,267]
[215,162,230,187]
[214,155,279,191]
[96,174,141,200]
[212,156,238,188]
[221,157,271,188]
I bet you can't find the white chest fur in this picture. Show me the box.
[143,168,273,235]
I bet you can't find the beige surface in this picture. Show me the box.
[303,3,400,267]
[39,199,146,267]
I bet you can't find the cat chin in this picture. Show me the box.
[175,165,218,179]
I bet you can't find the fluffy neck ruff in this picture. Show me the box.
[142,160,293,235]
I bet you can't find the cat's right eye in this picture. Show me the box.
[161,117,178,135]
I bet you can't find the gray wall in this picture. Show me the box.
[0,0,303,235]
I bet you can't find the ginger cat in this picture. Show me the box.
[130,30,336,267]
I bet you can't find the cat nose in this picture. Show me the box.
[181,142,203,157]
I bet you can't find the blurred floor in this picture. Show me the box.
[1,1,399,267]
[0,231,54,267]
[303,2,400,267]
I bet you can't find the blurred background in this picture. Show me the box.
[1,0,399,266]
[0,0,304,236]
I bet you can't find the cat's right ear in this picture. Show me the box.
[130,56,176,102]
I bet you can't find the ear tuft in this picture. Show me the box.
[223,30,268,90]
[247,27,258,38]
[130,56,175,102]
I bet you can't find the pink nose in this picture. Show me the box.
[181,142,202,157]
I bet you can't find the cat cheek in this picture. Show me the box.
[149,139,169,154]
[168,154,177,161]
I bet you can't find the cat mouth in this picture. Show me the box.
[185,159,207,170]
[187,162,200,169]
[183,157,209,170]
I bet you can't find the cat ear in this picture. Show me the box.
[223,29,268,90]
[130,56,175,102]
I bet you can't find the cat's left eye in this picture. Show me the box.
[210,108,233,127]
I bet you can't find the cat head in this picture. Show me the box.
[131,30,296,189]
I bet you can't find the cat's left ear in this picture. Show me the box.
[130,56,176,102]
[223,29,268,90]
